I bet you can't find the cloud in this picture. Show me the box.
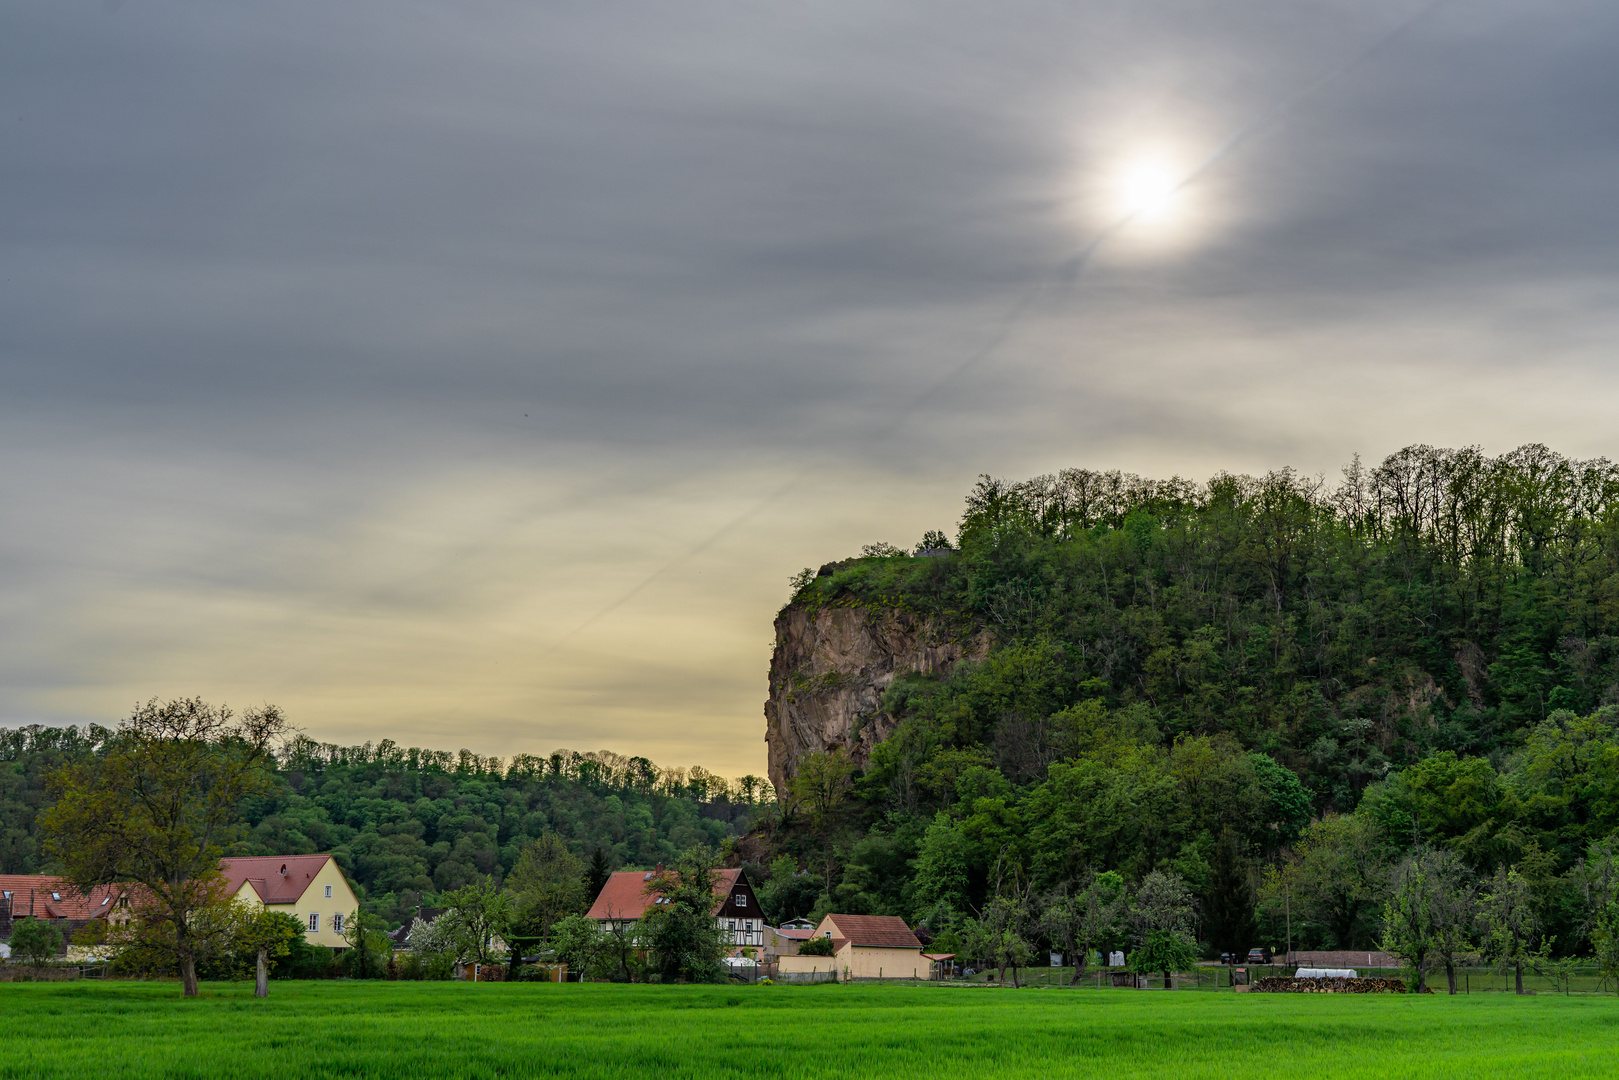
[3,0,1617,774]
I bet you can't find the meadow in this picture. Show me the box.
[3,982,1619,1080]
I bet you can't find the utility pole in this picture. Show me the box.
[1284,880,1292,963]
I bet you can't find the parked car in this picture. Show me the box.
[1246,948,1271,964]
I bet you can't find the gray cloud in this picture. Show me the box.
[4,0,1618,773]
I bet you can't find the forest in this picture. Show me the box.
[6,443,1619,978]
[762,444,1619,967]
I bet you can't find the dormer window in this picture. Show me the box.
[51,892,61,901]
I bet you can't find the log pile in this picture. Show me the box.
[1251,976,1407,993]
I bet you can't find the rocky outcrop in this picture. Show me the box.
[764,605,988,795]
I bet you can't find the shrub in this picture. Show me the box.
[798,936,836,956]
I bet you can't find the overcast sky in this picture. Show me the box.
[4,0,1618,777]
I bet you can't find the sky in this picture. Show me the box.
[5,0,1619,779]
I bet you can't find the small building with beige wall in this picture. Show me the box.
[775,913,928,980]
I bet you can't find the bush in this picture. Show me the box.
[798,936,836,956]
[8,918,63,967]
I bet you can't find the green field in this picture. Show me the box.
[3,981,1617,1079]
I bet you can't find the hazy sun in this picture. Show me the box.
[1114,154,1183,225]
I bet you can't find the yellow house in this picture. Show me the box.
[776,914,928,980]
[221,854,360,950]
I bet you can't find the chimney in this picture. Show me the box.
[280,864,288,876]
[655,863,663,873]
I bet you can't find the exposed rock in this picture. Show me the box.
[764,605,988,795]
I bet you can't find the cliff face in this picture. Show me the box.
[764,605,988,795]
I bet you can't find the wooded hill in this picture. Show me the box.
[761,444,1619,953]
[0,727,770,929]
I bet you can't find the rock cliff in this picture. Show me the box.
[764,605,988,795]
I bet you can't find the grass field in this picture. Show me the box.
[3,981,1618,1079]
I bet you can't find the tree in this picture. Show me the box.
[1380,849,1442,992]
[41,697,290,996]
[638,850,728,983]
[585,847,612,908]
[236,908,301,997]
[1425,850,1476,995]
[441,876,511,968]
[1203,831,1258,974]
[1128,929,1199,989]
[339,909,390,980]
[1479,866,1547,995]
[1131,870,1197,989]
[1280,814,1387,949]
[797,935,836,956]
[505,833,586,977]
[1040,869,1127,984]
[790,750,855,827]
[8,917,63,970]
[549,914,609,980]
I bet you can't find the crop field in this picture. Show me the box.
[3,981,1618,1080]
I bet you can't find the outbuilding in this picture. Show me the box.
[775,914,928,979]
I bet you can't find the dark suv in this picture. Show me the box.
[1246,948,1271,964]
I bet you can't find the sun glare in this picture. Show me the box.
[1114,154,1183,225]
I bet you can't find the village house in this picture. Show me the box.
[775,914,928,980]
[586,866,764,953]
[0,874,123,955]
[219,854,361,951]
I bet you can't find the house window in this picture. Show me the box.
[51,892,61,901]
[325,885,333,898]
[735,893,747,907]
[308,913,320,932]
[333,913,344,934]
[728,920,737,932]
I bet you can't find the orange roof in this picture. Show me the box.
[823,914,922,949]
[219,854,339,905]
[0,875,122,920]
[587,867,742,921]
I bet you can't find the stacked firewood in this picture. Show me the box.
[1251,976,1407,993]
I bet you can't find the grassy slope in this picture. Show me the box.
[3,983,1618,1079]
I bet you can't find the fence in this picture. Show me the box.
[938,964,1618,994]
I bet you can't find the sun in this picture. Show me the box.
[1114,154,1183,225]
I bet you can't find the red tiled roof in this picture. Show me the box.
[587,867,742,921]
[219,854,338,905]
[823,914,922,949]
[0,875,122,920]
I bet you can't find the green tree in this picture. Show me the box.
[504,832,586,977]
[638,850,727,983]
[41,697,289,996]
[549,914,608,980]
[8,916,63,970]
[441,876,511,967]
[339,909,390,980]
[1040,869,1127,984]
[1285,814,1387,948]
[797,934,836,956]
[1127,929,1199,990]
[1479,866,1547,996]
[1380,849,1443,992]
[1131,870,1197,989]
[237,907,301,997]
[585,847,612,907]
[1203,831,1259,972]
